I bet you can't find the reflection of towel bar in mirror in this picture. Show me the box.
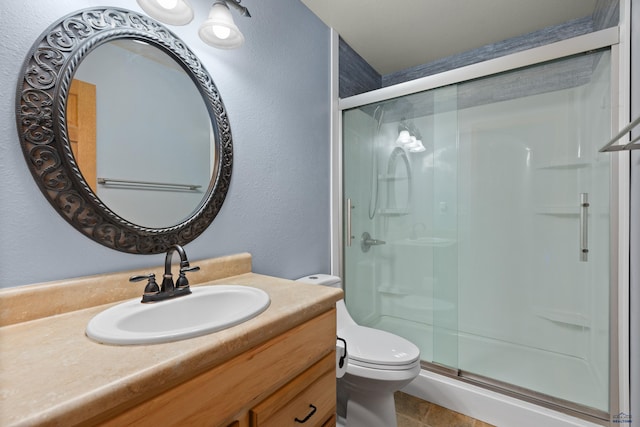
[97,178,202,191]
[599,114,640,152]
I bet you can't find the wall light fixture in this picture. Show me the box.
[136,0,252,49]
[199,1,251,49]
[396,120,426,153]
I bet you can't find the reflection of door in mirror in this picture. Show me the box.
[67,79,97,192]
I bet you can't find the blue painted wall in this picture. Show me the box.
[0,0,331,288]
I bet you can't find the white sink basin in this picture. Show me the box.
[86,285,270,345]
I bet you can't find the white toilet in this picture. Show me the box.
[296,274,421,427]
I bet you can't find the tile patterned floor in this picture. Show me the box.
[395,392,495,427]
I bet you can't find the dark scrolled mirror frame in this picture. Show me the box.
[16,7,232,254]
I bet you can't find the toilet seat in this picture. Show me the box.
[338,325,420,370]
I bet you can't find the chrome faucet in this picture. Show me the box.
[129,244,200,303]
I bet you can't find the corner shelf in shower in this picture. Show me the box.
[535,206,580,216]
[535,160,590,170]
[534,307,590,329]
[378,174,409,182]
[536,206,609,219]
[391,237,457,247]
[377,285,408,296]
[378,208,410,216]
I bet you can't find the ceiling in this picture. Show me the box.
[300,0,598,75]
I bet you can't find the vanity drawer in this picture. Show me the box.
[250,352,335,427]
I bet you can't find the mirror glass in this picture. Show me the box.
[70,40,214,228]
[16,8,233,254]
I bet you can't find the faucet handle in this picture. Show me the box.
[129,273,160,295]
[176,265,200,288]
[180,265,200,273]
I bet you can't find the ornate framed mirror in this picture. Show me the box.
[16,7,232,254]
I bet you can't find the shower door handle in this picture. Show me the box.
[346,198,354,247]
[580,193,589,262]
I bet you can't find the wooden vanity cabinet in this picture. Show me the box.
[95,309,336,427]
[250,352,335,426]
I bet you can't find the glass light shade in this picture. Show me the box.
[136,0,194,25]
[409,141,426,152]
[405,136,420,149]
[199,2,245,49]
[396,130,411,145]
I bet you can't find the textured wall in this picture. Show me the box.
[339,37,381,98]
[381,17,595,88]
[0,0,331,288]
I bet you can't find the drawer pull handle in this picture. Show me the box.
[294,404,317,423]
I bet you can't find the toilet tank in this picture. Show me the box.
[296,274,355,328]
[296,274,342,289]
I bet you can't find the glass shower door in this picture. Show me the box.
[342,85,460,369]
[454,51,611,414]
[342,50,612,416]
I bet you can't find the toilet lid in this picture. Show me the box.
[338,325,420,367]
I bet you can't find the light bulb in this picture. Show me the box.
[212,25,231,39]
[396,130,411,145]
[198,1,245,48]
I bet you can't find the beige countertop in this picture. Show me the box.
[0,253,342,426]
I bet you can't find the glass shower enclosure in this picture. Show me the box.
[342,50,612,418]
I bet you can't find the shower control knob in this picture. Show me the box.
[361,232,386,252]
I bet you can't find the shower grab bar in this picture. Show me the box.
[346,198,354,247]
[599,114,640,152]
[580,193,589,262]
[98,178,202,191]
